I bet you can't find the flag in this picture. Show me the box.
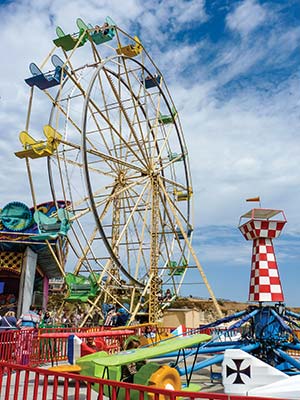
[246,196,260,202]
[67,334,82,364]
[171,324,186,337]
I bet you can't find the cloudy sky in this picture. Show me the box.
[1,0,300,306]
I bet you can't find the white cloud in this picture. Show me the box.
[168,0,207,25]
[226,0,267,37]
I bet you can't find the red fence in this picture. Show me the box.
[38,326,108,335]
[0,328,133,366]
[0,329,36,364]
[0,362,280,400]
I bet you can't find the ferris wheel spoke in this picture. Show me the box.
[106,181,150,254]
[159,174,191,192]
[58,65,147,170]
[72,224,106,275]
[89,68,125,163]
[56,130,119,176]
[71,175,148,225]
[55,91,107,163]
[88,68,149,168]
[46,91,83,136]
[121,186,152,279]
[56,152,117,179]
[111,59,152,162]
[105,64,155,164]
[156,180,188,252]
[85,104,118,161]
[154,124,175,162]
[94,71,121,162]
[64,136,145,173]
[141,89,163,147]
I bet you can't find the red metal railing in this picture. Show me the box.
[0,326,228,366]
[0,328,133,366]
[38,325,107,335]
[0,329,37,364]
[0,362,280,400]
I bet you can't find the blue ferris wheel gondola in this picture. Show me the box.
[25,55,67,90]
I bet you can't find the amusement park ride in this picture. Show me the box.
[9,16,223,323]
[60,204,300,398]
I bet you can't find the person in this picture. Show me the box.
[16,305,40,329]
[121,336,144,382]
[163,289,172,302]
[124,336,140,351]
[115,308,129,327]
[94,22,109,35]
[101,22,109,35]
[0,311,17,330]
[72,310,82,327]
[42,311,52,325]
[61,312,71,327]
[86,337,97,351]
[144,325,155,339]
[104,307,116,326]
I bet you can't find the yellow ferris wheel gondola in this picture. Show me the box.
[116,35,142,57]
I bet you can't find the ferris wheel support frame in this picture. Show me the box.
[149,175,161,322]
[158,177,223,319]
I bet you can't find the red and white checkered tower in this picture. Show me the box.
[239,208,287,302]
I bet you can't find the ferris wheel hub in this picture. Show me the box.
[115,171,126,185]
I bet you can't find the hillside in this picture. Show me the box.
[48,293,300,325]
[171,297,300,323]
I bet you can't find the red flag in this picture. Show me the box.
[246,196,260,202]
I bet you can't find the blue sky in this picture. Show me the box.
[0,0,300,306]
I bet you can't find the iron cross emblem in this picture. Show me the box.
[226,359,251,384]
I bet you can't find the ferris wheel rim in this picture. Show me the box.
[45,49,194,299]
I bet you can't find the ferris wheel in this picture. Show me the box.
[17,17,222,322]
